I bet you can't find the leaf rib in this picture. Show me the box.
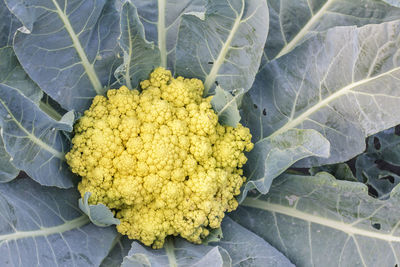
[242,197,400,243]
[51,0,103,94]
[0,216,89,242]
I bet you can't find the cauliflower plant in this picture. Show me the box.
[66,67,253,248]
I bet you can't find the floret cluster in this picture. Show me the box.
[66,67,253,248]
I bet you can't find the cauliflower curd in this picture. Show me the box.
[66,67,253,248]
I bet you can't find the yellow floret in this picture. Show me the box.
[66,67,253,249]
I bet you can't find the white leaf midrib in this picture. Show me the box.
[267,65,400,140]
[242,197,400,242]
[164,238,177,267]
[203,0,245,94]
[0,93,65,160]
[0,215,90,242]
[51,0,103,94]
[275,0,334,58]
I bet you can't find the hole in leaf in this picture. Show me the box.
[215,81,219,86]
[367,185,379,198]
[253,104,258,109]
[381,175,395,184]
[262,109,267,116]
[208,61,213,64]
[372,223,381,230]
[373,137,381,150]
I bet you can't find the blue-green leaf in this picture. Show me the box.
[0,0,21,47]
[122,217,293,267]
[79,192,120,227]
[240,128,330,201]
[233,172,400,266]
[247,20,400,172]
[100,235,132,267]
[176,0,269,95]
[0,134,18,183]
[211,86,243,127]
[7,0,122,112]
[115,2,161,90]
[0,176,118,266]
[0,46,42,103]
[0,84,76,188]
[131,0,206,70]
[263,0,400,64]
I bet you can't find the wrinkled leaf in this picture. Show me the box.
[264,0,400,63]
[0,133,18,183]
[247,20,400,171]
[383,0,400,7]
[7,0,122,112]
[310,163,357,182]
[202,227,223,245]
[122,238,231,267]
[356,154,400,199]
[79,192,120,227]
[240,127,330,200]
[115,2,161,90]
[176,0,269,94]
[0,177,118,266]
[0,46,42,103]
[100,235,132,267]
[0,84,76,188]
[233,172,400,266]
[0,0,21,47]
[211,86,244,127]
[122,217,293,267]
[132,0,205,70]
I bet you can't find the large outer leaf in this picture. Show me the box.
[0,177,117,266]
[114,2,161,90]
[0,135,18,183]
[247,20,400,171]
[176,0,269,95]
[383,0,400,7]
[131,0,205,70]
[0,84,76,188]
[0,47,42,104]
[100,235,132,267]
[0,0,21,47]
[240,128,330,200]
[354,128,400,199]
[7,0,122,112]
[264,0,400,63]
[232,172,400,266]
[122,217,293,267]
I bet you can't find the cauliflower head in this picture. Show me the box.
[66,67,253,248]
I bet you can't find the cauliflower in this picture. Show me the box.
[66,67,253,248]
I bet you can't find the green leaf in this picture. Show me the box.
[0,46,42,103]
[79,192,120,227]
[131,0,206,70]
[7,0,122,112]
[115,2,161,90]
[0,0,21,47]
[383,0,400,8]
[233,172,400,266]
[211,86,243,127]
[100,235,132,267]
[0,176,118,266]
[176,0,269,95]
[240,128,330,200]
[122,217,293,266]
[0,133,18,183]
[264,0,400,64]
[310,163,357,182]
[247,20,400,170]
[0,84,76,188]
